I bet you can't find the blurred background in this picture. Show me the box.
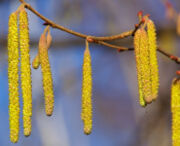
[0,0,180,146]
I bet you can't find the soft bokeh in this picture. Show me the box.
[0,0,180,146]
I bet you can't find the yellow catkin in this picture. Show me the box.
[39,33,54,116]
[177,13,180,36]
[19,9,32,136]
[171,78,180,146]
[147,19,159,100]
[81,40,92,135]
[32,54,40,69]
[134,28,152,105]
[8,12,20,143]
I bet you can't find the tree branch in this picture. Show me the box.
[18,0,142,41]
[18,0,180,64]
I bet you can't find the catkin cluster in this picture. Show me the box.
[81,40,92,135]
[134,18,159,106]
[171,78,180,146]
[8,7,32,142]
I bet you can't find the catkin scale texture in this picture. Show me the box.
[134,28,152,105]
[171,78,180,146]
[147,20,159,100]
[8,13,20,143]
[81,41,92,135]
[19,10,32,136]
[39,34,54,116]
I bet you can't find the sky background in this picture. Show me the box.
[0,0,180,146]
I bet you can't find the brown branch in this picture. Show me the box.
[18,0,142,41]
[95,42,180,64]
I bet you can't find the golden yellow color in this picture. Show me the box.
[134,28,152,105]
[81,40,92,135]
[171,78,180,146]
[8,12,20,143]
[32,54,40,69]
[19,9,32,136]
[39,33,54,116]
[147,19,159,100]
[177,13,180,36]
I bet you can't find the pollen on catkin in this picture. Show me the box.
[147,19,159,100]
[177,13,180,36]
[81,39,92,135]
[134,28,152,105]
[171,78,180,146]
[39,33,54,116]
[8,12,20,143]
[19,8,32,136]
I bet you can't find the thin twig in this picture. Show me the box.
[18,0,142,41]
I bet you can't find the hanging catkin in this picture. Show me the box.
[39,32,54,116]
[134,28,152,106]
[171,78,180,146]
[177,13,180,36]
[147,19,159,100]
[19,8,32,137]
[32,26,52,69]
[8,12,20,143]
[81,39,92,135]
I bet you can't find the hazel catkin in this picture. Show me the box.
[147,19,159,100]
[19,8,32,137]
[81,39,92,135]
[171,78,180,146]
[134,28,152,106]
[39,33,54,116]
[8,12,20,143]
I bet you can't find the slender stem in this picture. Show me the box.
[18,0,142,41]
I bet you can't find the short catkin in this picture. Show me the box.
[19,9,32,137]
[171,78,180,146]
[8,12,20,143]
[32,26,52,70]
[81,39,92,135]
[39,33,54,116]
[147,19,159,100]
[134,28,152,105]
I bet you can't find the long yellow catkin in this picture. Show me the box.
[19,9,32,137]
[81,40,92,135]
[8,12,20,143]
[147,19,159,100]
[177,13,180,36]
[171,78,180,146]
[39,33,54,116]
[134,28,152,105]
